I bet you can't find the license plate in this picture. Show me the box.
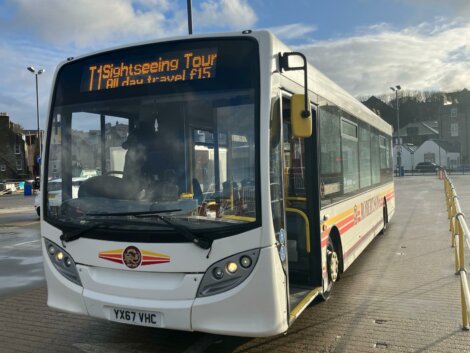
[108,307,162,327]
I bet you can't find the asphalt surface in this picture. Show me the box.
[1,176,470,352]
[0,192,43,298]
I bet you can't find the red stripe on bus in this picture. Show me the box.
[99,257,123,264]
[339,220,355,234]
[336,214,354,228]
[99,253,122,259]
[141,260,170,265]
[142,256,169,261]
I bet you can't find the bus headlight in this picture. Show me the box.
[197,249,260,297]
[44,239,82,286]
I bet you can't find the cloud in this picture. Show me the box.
[4,0,184,48]
[195,0,257,31]
[269,23,317,41]
[295,19,470,96]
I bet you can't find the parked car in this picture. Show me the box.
[415,162,440,173]
[34,177,87,217]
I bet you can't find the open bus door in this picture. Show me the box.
[279,94,323,323]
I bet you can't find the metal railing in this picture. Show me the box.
[444,171,470,330]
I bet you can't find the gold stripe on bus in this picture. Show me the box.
[221,215,256,222]
[324,208,354,228]
[289,287,322,322]
[286,208,311,253]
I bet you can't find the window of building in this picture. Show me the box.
[424,153,435,163]
[0,164,5,172]
[16,159,23,171]
[450,108,458,118]
[14,144,20,154]
[451,122,459,137]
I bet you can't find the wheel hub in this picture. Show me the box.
[328,250,339,282]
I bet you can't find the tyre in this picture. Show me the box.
[321,237,340,301]
[380,200,388,235]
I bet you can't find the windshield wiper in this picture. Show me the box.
[83,210,213,250]
[60,218,170,245]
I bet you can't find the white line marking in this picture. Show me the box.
[11,239,40,247]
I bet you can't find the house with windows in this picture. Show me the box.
[413,139,460,169]
[0,113,29,180]
[392,144,418,171]
[439,89,470,164]
[393,120,439,146]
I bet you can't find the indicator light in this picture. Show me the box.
[226,262,238,273]
[65,257,72,267]
[213,267,224,279]
[240,256,252,268]
[48,245,55,255]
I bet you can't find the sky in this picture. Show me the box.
[1,0,470,129]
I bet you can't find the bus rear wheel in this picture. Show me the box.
[321,237,339,300]
[380,200,388,235]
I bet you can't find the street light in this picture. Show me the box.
[27,66,45,175]
[390,85,402,175]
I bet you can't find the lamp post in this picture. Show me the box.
[187,0,193,34]
[27,66,45,175]
[390,85,401,174]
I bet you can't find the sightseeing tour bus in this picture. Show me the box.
[41,30,394,337]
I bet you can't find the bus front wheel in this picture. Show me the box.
[322,237,339,300]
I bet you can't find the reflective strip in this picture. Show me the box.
[289,287,322,322]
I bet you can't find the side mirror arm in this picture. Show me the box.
[279,52,310,118]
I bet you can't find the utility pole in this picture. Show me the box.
[390,85,402,175]
[187,0,193,35]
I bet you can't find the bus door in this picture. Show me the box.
[280,94,322,320]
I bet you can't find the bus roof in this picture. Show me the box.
[55,30,391,135]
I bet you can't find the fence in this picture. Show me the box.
[444,171,470,330]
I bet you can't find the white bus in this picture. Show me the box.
[41,30,394,337]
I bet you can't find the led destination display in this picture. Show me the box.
[82,48,218,92]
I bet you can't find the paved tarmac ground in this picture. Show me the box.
[1,177,470,353]
[0,193,43,298]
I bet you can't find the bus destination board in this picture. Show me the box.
[82,48,218,92]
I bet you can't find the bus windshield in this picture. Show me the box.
[45,38,260,240]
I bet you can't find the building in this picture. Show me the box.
[439,89,470,165]
[0,113,29,180]
[23,130,44,178]
[393,120,439,146]
[393,144,418,171]
[413,139,460,169]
